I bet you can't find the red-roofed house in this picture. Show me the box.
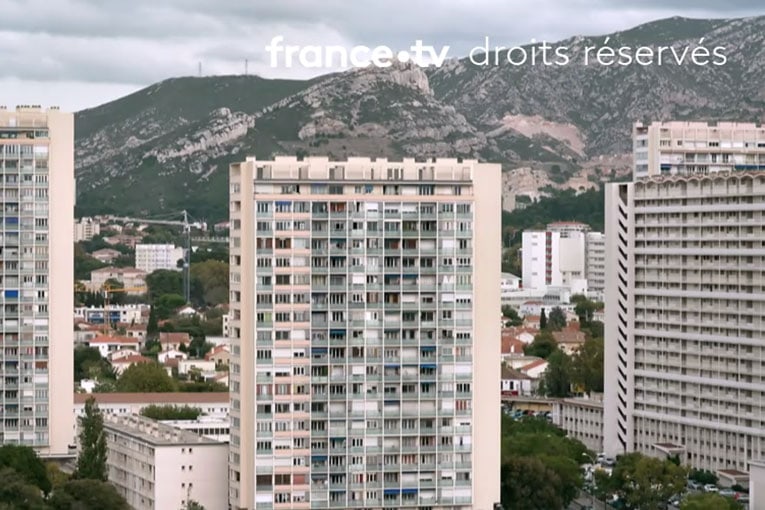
[205,345,230,367]
[87,335,141,358]
[501,332,526,356]
[552,325,586,355]
[520,358,549,379]
[109,355,152,375]
[501,364,533,396]
[159,332,190,350]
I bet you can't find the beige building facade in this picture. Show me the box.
[604,172,765,472]
[634,121,765,178]
[0,106,74,456]
[105,414,228,510]
[228,156,501,509]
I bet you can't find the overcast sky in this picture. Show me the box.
[1,0,763,111]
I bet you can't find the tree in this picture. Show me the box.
[75,397,108,481]
[146,270,184,300]
[501,305,523,327]
[502,456,564,510]
[610,452,687,510]
[0,467,48,510]
[140,405,202,420]
[0,445,51,494]
[117,362,178,392]
[179,380,228,392]
[48,479,130,510]
[689,469,718,485]
[146,306,159,339]
[540,309,547,329]
[190,260,229,307]
[547,306,567,331]
[184,501,206,510]
[188,337,213,359]
[538,349,572,398]
[570,337,604,394]
[46,462,69,492]
[74,345,104,382]
[154,294,187,320]
[680,493,742,510]
[524,331,558,359]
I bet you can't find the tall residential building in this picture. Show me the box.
[521,222,590,293]
[0,106,74,455]
[585,232,606,300]
[634,121,765,179]
[73,216,100,242]
[228,156,501,510]
[135,243,184,273]
[604,173,765,473]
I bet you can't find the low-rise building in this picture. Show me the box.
[90,248,121,264]
[158,349,188,365]
[73,392,229,420]
[88,335,141,358]
[159,332,190,351]
[205,345,230,367]
[110,355,152,376]
[178,359,216,377]
[552,325,586,355]
[89,267,147,292]
[103,234,142,248]
[552,396,604,454]
[75,304,150,326]
[104,414,227,510]
[501,365,533,396]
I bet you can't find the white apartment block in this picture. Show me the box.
[604,173,765,474]
[585,232,606,301]
[104,414,228,510]
[552,397,604,454]
[74,392,229,421]
[135,243,185,273]
[73,216,100,242]
[522,222,591,293]
[74,304,149,325]
[634,121,765,179]
[228,156,501,510]
[0,106,74,456]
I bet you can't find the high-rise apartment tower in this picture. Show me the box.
[0,106,75,455]
[228,156,501,509]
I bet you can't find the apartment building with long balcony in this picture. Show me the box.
[0,106,74,456]
[604,172,765,474]
[228,156,501,510]
[634,121,765,178]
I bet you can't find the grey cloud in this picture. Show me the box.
[1,0,763,110]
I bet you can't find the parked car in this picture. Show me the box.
[719,488,735,497]
[687,480,702,490]
[704,484,719,493]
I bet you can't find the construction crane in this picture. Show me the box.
[108,210,200,303]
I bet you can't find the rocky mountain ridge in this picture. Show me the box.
[74,15,765,220]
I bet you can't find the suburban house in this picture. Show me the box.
[205,345,230,367]
[159,332,190,351]
[552,324,587,355]
[501,365,534,396]
[90,248,122,264]
[88,335,141,358]
[158,348,188,364]
[110,355,152,375]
